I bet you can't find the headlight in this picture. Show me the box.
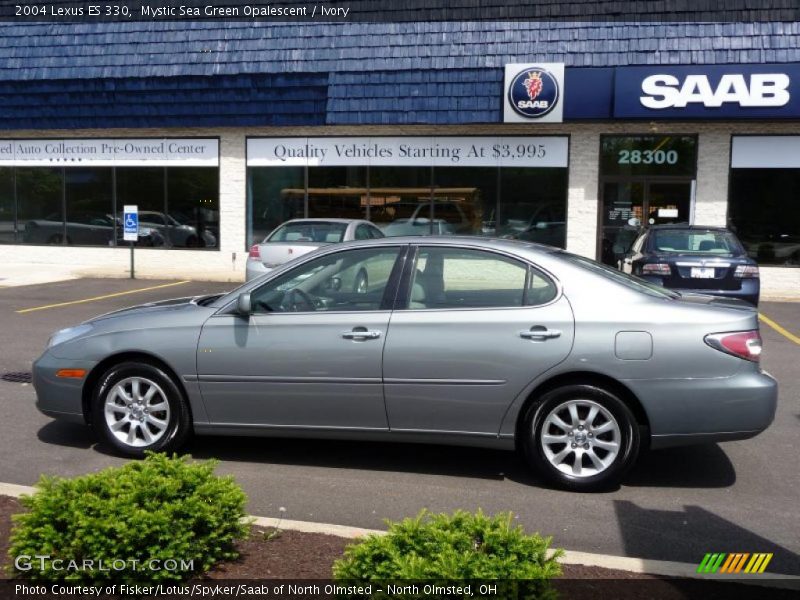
[47,324,93,349]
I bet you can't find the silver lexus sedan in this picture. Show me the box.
[33,238,777,491]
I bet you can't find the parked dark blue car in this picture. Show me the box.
[619,225,760,306]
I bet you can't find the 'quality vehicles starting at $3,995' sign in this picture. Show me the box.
[504,64,565,123]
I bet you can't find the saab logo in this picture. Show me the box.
[640,74,790,109]
[697,553,773,574]
[509,67,560,118]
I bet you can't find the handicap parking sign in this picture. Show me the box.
[123,205,138,241]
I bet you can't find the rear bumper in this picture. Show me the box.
[641,276,760,306]
[624,369,777,449]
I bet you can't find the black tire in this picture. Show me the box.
[353,269,369,293]
[522,384,640,492]
[91,361,191,458]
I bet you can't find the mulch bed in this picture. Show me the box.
[0,495,790,599]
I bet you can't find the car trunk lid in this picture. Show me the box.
[255,242,323,269]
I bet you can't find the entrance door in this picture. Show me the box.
[599,180,693,267]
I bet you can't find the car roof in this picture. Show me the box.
[282,218,365,225]
[647,224,733,232]
[328,235,562,256]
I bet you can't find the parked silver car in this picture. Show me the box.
[246,218,384,281]
[33,237,777,491]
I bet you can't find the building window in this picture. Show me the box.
[64,168,114,246]
[0,138,219,249]
[246,137,569,249]
[0,168,15,244]
[17,168,64,245]
[729,136,800,267]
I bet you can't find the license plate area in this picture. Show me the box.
[690,267,715,279]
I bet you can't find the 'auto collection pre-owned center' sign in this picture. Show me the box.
[0,138,219,166]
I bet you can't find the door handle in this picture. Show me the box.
[342,330,382,340]
[520,328,561,340]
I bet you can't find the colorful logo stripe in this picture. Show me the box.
[698,553,773,574]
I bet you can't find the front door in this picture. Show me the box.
[197,245,404,429]
[382,246,574,435]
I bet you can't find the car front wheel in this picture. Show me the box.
[92,362,191,457]
[523,385,640,491]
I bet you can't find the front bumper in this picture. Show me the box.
[32,352,96,424]
[624,368,778,449]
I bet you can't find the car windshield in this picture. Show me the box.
[652,229,743,256]
[267,222,348,243]
[560,253,680,299]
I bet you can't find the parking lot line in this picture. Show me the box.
[759,313,800,345]
[15,280,191,314]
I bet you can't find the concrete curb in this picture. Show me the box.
[1,482,797,588]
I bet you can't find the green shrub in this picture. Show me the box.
[8,453,249,584]
[333,509,562,599]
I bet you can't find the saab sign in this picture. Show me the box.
[504,63,564,123]
[614,65,800,119]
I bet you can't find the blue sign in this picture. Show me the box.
[123,205,138,241]
[613,64,800,119]
[507,67,560,119]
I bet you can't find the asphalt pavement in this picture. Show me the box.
[0,279,797,575]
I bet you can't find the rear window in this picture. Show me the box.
[560,253,679,299]
[651,229,743,256]
[267,222,348,244]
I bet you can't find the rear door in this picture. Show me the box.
[382,245,574,435]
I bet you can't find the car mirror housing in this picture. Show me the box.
[237,292,252,317]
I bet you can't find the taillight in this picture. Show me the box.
[734,265,759,279]
[642,263,671,276]
[705,330,762,362]
[248,244,260,260]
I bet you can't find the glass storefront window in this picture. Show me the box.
[247,162,569,247]
[116,167,167,247]
[248,167,305,247]
[498,168,567,246]
[306,167,368,222]
[729,169,800,266]
[368,167,432,233]
[17,168,64,245]
[167,168,220,248]
[0,168,14,244]
[64,168,114,246]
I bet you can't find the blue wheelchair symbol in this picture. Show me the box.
[125,215,137,228]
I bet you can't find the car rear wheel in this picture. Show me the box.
[523,385,639,491]
[92,362,191,457]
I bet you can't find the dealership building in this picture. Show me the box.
[0,18,798,297]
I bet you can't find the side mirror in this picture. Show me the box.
[237,292,252,317]
[325,276,342,291]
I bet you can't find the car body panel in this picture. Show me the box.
[195,311,391,429]
[33,236,777,455]
[383,297,574,435]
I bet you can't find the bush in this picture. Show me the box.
[8,453,249,584]
[333,509,562,599]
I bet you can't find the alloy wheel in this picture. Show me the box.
[539,399,621,478]
[103,376,171,447]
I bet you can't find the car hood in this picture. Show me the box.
[88,295,215,324]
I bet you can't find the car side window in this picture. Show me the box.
[355,224,371,240]
[406,247,556,310]
[249,247,401,313]
[632,233,646,253]
[368,225,384,239]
